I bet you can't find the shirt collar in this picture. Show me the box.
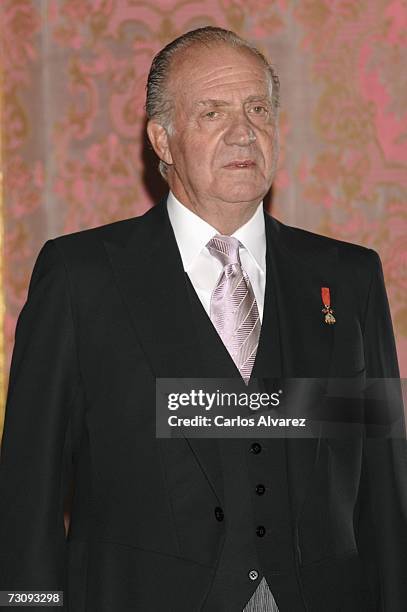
[167,191,266,274]
[232,198,266,274]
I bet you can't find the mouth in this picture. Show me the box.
[224,160,256,169]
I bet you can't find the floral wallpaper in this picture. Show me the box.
[1,0,406,435]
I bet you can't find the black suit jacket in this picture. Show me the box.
[0,200,406,611]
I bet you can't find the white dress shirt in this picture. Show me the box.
[167,191,266,322]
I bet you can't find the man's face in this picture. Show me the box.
[153,44,278,213]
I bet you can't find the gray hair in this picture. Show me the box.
[145,26,280,179]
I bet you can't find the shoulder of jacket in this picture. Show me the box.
[269,214,380,270]
[47,205,156,266]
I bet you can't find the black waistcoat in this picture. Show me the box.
[184,268,307,611]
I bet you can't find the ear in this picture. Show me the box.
[147,121,173,166]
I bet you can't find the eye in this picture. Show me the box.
[204,110,219,119]
[250,105,269,115]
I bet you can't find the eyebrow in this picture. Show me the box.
[195,95,271,107]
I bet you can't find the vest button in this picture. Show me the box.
[256,525,266,537]
[214,506,224,522]
[250,442,262,454]
[248,569,259,581]
[255,484,266,495]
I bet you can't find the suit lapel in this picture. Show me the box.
[103,201,204,378]
[102,201,224,504]
[263,213,338,517]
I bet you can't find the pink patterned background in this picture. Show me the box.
[1,1,406,430]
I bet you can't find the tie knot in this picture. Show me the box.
[207,234,241,267]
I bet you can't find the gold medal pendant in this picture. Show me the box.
[322,306,336,325]
[321,287,336,325]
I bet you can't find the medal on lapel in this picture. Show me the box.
[321,287,336,325]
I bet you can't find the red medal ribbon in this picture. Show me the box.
[321,286,330,307]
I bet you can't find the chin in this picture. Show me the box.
[209,172,269,203]
[217,187,266,204]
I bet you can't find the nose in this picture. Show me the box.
[224,114,256,147]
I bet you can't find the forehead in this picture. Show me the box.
[169,44,271,105]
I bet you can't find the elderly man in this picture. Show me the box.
[0,26,406,612]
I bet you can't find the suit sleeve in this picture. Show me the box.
[355,249,407,611]
[0,239,81,600]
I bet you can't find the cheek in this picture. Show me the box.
[177,128,236,183]
[179,131,206,160]
[258,134,276,162]
[176,148,213,190]
[184,139,217,175]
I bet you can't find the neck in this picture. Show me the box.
[205,207,259,235]
[169,190,262,235]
